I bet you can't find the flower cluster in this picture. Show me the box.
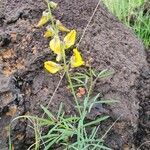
[37,1,84,74]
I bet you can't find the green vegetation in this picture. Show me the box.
[9,1,117,149]
[9,69,116,150]
[8,0,149,149]
[102,0,150,48]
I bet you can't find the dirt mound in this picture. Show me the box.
[134,50,150,150]
[0,0,149,149]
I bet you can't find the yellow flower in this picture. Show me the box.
[49,1,58,9]
[44,61,62,74]
[64,30,77,49]
[56,20,70,32]
[44,26,55,38]
[49,36,62,62]
[37,11,51,27]
[71,48,84,68]
[56,53,62,62]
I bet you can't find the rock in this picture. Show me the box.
[0,75,16,111]
[0,76,12,92]
[0,0,149,149]
[0,32,11,47]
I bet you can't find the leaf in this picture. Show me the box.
[44,26,55,38]
[44,61,62,74]
[84,116,109,127]
[57,103,63,120]
[64,30,77,49]
[44,137,59,150]
[49,36,62,61]
[41,105,56,121]
[98,69,114,78]
[71,48,84,68]
[56,20,70,32]
[49,1,58,9]
[37,11,51,27]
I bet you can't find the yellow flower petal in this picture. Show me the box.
[64,30,77,49]
[44,61,62,74]
[50,36,61,54]
[71,48,84,68]
[56,53,62,62]
[49,36,62,61]
[37,12,51,27]
[56,20,70,32]
[44,26,55,38]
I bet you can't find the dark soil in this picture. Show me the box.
[0,0,149,149]
[134,50,150,150]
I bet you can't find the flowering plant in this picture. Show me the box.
[37,1,84,74]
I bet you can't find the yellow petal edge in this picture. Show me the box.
[49,36,62,61]
[37,12,51,27]
[56,20,70,32]
[71,48,84,68]
[44,61,62,74]
[44,27,55,38]
[64,30,77,49]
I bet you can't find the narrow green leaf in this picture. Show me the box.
[84,116,109,127]
[57,103,63,120]
[41,105,56,121]
[98,69,114,78]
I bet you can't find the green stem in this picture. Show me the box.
[62,46,81,116]
[87,65,94,100]
[46,0,81,116]
[46,0,58,35]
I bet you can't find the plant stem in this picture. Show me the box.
[61,46,81,116]
[45,0,81,116]
[46,0,58,35]
[87,65,94,100]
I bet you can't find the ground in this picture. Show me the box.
[0,0,149,149]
